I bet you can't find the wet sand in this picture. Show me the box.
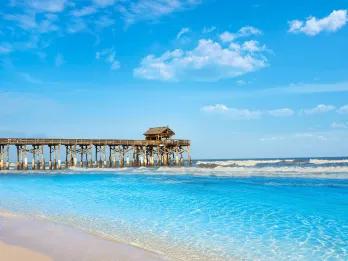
[0,214,165,261]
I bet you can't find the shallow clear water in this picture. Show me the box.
[0,170,347,260]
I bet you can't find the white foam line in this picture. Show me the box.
[1,166,348,179]
[309,159,348,164]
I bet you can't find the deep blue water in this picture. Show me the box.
[0,172,347,260]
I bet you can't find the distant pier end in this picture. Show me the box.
[0,127,191,170]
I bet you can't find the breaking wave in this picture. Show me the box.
[196,157,348,168]
[2,157,348,179]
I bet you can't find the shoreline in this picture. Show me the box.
[0,212,165,261]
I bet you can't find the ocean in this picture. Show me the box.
[0,157,347,260]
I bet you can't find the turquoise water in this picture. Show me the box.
[0,171,347,260]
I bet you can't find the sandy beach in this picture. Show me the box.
[0,241,52,261]
[0,213,164,261]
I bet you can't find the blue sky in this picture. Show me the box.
[1,0,348,159]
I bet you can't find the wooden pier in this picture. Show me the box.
[0,127,191,170]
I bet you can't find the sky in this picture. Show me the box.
[1,0,348,159]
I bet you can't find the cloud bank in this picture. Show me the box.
[200,104,294,120]
[134,26,268,81]
[201,103,348,120]
[289,9,348,36]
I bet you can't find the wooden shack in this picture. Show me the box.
[144,127,175,141]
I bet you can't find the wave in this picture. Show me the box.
[101,165,348,179]
[2,163,348,179]
[196,158,348,168]
[196,159,298,168]
[309,159,348,164]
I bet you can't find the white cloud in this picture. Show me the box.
[219,31,235,42]
[93,0,116,7]
[0,43,13,54]
[202,104,347,119]
[303,104,335,115]
[95,15,115,28]
[201,104,295,120]
[96,49,120,70]
[289,9,348,36]
[176,27,190,39]
[227,108,262,119]
[238,26,262,37]
[4,12,59,34]
[337,105,348,114]
[201,104,229,113]
[259,136,285,142]
[201,104,262,119]
[331,122,348,129]
[202,26,216,34]
[276,82,348,94]
[134,35,268,81]
[55,53,64,67]
[37,14,59,33]
[219,26,262,43]
[67,18,87,33]
[268,108,294,117]
[19,72,44,84]
[294,133,327,141]
[260,132,330,143]
[71,6,97,17]
[121,0,200,25]
[242,40,265,52]
[29,0,67,13]
[236,79,247,85]
[4,13,37,30]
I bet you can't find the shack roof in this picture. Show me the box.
[144,127,175,136]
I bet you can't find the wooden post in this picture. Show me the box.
[110,146,116,168]
[0,145,3,170]
[103,146,107,167]
[157,146,160,166]
[32,145,36,170]
[175,146,179,166]
[5,145,9,170]
[20,146,24,169]
[16,145,20,170]
[143,146,147,166]
[73,144,77,167]
[57,144,61,169]
[80,145,84,167]
[95,145,98,167]
[88,145,93,167]
[48,145,52,169]
[187,145,191,166]
[65,145,68,168]
[40,145,45,170]
[150,147,154,166]
[120,146,124,168]
[54,145,58,169]
[23,146,28,170]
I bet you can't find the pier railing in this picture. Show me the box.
[0,138,190,146]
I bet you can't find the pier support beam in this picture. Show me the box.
[48,145,60,170]
[109,146,117,168]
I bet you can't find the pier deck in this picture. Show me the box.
[0,127,191,170]
[0,138,190,146]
